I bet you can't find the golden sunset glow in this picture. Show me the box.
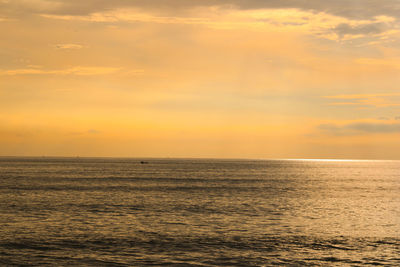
[1,0,400,159]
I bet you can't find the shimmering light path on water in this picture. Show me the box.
[0,158,399,266]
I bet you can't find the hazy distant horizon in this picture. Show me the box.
[1,154,398,161]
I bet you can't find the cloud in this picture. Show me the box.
[54,43,84,50]
[39,7,330,34]
[40,11,216,24]
[69,129,102,135]
[2,0,396,46]
[2,0,400,20]
[354,57,400,69]
[88,129,101,134]
[28,2,398,46]
[333,22,388,38]
[324,93,400,108]
[65,66,121,75]
[0,66,121,76]
[37,7,394,37]
[319,121,400,135]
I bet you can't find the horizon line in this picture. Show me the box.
[0,155,398,162]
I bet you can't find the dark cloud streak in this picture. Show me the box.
[333,22,388,38]
[1,0,400,20]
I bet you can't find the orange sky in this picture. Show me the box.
[1,0,400,159]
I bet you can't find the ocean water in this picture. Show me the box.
[0,157,399,266]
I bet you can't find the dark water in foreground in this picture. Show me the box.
[0,157,399,266]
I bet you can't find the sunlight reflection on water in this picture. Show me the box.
[0,158,399,266]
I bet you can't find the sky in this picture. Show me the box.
[1,0,400,159]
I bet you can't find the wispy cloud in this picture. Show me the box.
[41,11,214,25]
[324,93,400,108]
[330,20,398,42]
[37,8,355,34]
[354,57,400,70]
[87,129,101,134]
[3,0,400,20]
[0,66,124,76]
[36,6,400,46]
[69,129,102,135]
[334,22,386,37]
[319,121,400,135]
[53,43,85,50]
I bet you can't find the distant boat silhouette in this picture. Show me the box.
[140,161,149,164]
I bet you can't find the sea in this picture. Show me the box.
[0,157,399,266]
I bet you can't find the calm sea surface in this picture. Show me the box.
[0,157,399,266]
